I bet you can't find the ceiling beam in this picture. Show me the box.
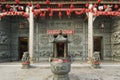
[1,1,120,4]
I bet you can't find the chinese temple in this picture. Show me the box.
[0,0,120,62]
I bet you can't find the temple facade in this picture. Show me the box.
[0,0,120,62]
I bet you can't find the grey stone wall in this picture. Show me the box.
[93,16,112,60]
[33,19,87,62]
[33,17,112,62]
[10,17,29,61]
[0,16,113,62]
[0,17,11,62]
[0,16,29,62]
[111,17,120,61]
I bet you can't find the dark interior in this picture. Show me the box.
[57,43,64,57]
[19,37,28,60]
[94,36,103,60]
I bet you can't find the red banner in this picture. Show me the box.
[47,30,74,34]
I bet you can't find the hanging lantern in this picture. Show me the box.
[46,0,50,5]
[24,13,29,18]
[114,4,119,9]
[47,7,51,11]
[58,4,62,8]
[49,11,53,17]
[40,11,46,17]
[43,11,46,17]
[33,11,38,16]
[93,4,97,8]
[97,0,101,3]
[2,9,6,13]
[36,4,40,9]
[59,11,62,18]
[66,10,71,18]
[109,8,112,11]
[85,4,89,7]
[100,22,104,29]
[40,13,43,17]
[10,8,14,12]
[32,8,34,12]
[103,5,107,9]
[18,6,23,11]
[70,4,74,9]
[6,4,10,9]
[118,8,120,12]
[28,2,32,7]
[15,0,20,4]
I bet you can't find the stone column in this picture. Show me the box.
[87,4,94,63]
[29,6,34,63]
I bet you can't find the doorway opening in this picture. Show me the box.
[18,37,28,60]
[94,36,103,60]
[57,43,64,57]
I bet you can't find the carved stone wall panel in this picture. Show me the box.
[34,19,85,61]
[111,17,120,61]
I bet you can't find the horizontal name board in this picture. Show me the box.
[47,30,74,34]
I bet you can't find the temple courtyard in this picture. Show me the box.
[0,61,120,80]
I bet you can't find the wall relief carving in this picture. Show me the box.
[111,31,120,44]
[0,31,8,44]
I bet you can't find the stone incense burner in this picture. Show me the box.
[49,31,72,80]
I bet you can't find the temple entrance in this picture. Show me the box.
[94,36,103,60]
[18,37,28,60]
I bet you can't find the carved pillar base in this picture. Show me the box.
[87,57,92,64]
[29,57,34,63]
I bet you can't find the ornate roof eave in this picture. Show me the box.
[1,1,120,5]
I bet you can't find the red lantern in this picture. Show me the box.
[36,4,40,9]
[18,6,22,11]
[24,14,29,18]
[49,11,53,17]
[118,8,120,12]
[32,8,34,12]
[85,4,89,7]
[58,4,62,8]
[46,0,50,5]
[43,11,46,17]
[40,13,43,17]
[2,9,6,13]
[6,4,10,9]
[97,0,101,3]
[15,0,20,4]
[70,4,74,9]
[93,4,97,8]
[10,8,14,12]
[33,12,38,16]
[28,3,32,7]
[114,4,119,9]
[109,8,112,11]
[47,7,51,11]
[59,11,62,18]
[66,11,71,18]
[103,5,107,9]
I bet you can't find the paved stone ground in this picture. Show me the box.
[0,62,120,80]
